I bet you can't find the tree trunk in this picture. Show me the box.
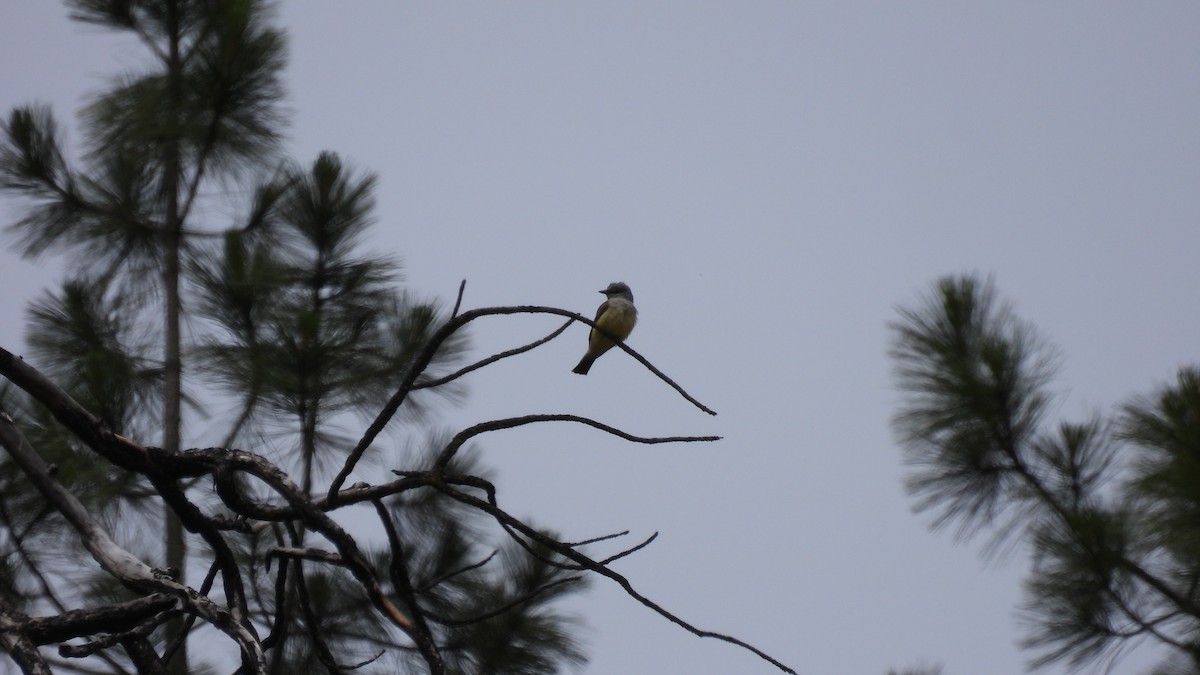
[162,2,187,672]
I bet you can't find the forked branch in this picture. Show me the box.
[0,297,792,674]
[330,303,717,502]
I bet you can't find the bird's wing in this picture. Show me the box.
[589,299,611,338]
[593,300,611,322]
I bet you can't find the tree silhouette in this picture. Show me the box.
[0,297,791,673]
[0,2,792,673]
[2,1,288,669]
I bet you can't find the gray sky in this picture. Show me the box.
[3,2,1200,673]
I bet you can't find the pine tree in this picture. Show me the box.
[890,274,1200,672]
[1,3,791,674]
[3,2,287,669]
[1,2,588,672]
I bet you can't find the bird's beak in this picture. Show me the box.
[598,289,606,294]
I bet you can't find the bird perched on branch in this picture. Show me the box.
[573,282,637,375]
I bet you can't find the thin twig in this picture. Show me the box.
[0,349,256,639]
[424,576,584,628]
[450,280,466,319]
[161,559,220,666]
[292,558,344,673]
[412,319,574,391]
[328,305,717,503]
[416,550,499,594]
[260,525,291,651]
[433,482,796,674]
[179,447,418,636]
[563,530,630,548]
[597,532,659,566]
[0,410,267,672]
[373,500,444,674]
[432,413,719,473]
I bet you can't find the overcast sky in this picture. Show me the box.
[3,3,1200,674]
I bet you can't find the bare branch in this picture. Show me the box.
[162,559,221,667]
[0,598,54,675]
[424,576,584,629]
[169,446,418,636]
[431,413,720,473]
[0,408,267,672]
[16,595,177,646]
[374,500,444,674]
[431,481,796,674]
[0,286,778,674]
[412,318,574,391]
[0,347,147,470]
[58,605,176,658]
[597,532,659,566]
[329,305,717,503]
[563,530,631,547]
[450,279,466,319]
[259,525,291,651]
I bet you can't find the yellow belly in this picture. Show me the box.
[591,300,637,349]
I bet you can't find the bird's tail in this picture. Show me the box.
[572,355,594,375]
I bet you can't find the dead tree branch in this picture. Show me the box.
[0,291,793,674]
[329,304,717,503]
[0,402,267,673]
[429,481,797,674]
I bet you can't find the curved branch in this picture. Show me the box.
[597,532,659,566]
[424,576,583,629]
[0,347,147,470]
[374,500,444,674]
[174,447,418,637]
[16,595,177,646]
[328,305,717,503]
[59,606,176,659]
[0,598,52,675]
[432,413,719,473]
[0,351,257,663]
[431,481,796,674]
[162,560,221,666]
[449,279,466,319]
[0,410,266,672]
[412,318,574,391]
[564,530,630,547]
[259,525,291,652]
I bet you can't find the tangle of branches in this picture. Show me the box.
[0,296,794,675]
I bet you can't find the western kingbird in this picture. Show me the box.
[573,281,637,375]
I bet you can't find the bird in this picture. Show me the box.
[573,281,637,375]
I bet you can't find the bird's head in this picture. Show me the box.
[600,281,633,301]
